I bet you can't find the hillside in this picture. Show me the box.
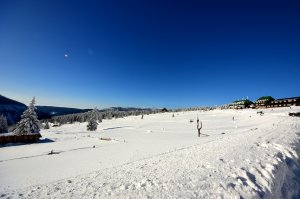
[0,95,89,124]
[0,95,27,124]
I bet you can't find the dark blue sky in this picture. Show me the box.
[0,0,299,108]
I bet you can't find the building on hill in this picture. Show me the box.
[161,108,168,112]
[229,99,253,109]
[255,96,275,108]
[268,97,300,108]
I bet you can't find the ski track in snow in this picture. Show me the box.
[0,107,300,198]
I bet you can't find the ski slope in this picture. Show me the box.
[0,107,300,198]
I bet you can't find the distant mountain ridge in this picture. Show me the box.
[36,106,90,116]
[100,107,152,112]
[0,95,27,106]
[0,95,154,125]
[0,95,90,124]
[0,95,27,124]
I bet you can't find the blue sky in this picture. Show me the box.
[0,0,299,108]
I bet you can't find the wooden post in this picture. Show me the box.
[197,121,202,137]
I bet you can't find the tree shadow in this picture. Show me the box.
[37,138,55,143]
[200,133,210,137]
[103,126,133,131]
[0,138,55,148]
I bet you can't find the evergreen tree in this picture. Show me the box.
[97,114,102,123]
[0,114,8,133]
[87,108,98,131]
[44,121,50,129]
[13,97,40,135]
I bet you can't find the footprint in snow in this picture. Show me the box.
[227,182,236,189]
[236,176,248,186]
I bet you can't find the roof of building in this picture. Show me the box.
[231,99,253,105]
[257,96,274,101]
[275,96,300,101]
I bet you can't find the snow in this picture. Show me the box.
[0,107,300,198]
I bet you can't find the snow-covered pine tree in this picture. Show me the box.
[87,108,98,131]
[13,97,40,135]
[44,121,50,129]
[0,114,8,133]
[97,114,102,123]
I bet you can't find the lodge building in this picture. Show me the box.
[255,99,268,107]
[230,96,300,109]
[229,99,253,109]
[267,97,300,108]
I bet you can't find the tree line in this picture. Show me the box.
[45,108,161,126]
[1,96,216,135]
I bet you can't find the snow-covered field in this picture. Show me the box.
[1,107,300,198]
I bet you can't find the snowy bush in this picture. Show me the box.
[44,121,50,129]
[87,108,98,131]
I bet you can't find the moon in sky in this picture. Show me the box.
[64,53,68,58]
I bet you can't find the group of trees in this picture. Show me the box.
[1,97,164,134]
[2,96,216,135]
[0,97,103,134]
[48,108,160,127]
[174,107,215,112]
